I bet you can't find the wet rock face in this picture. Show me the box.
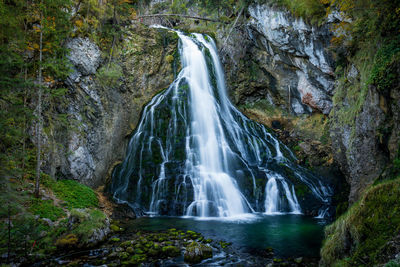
[42,25,178,187]
[220,3,335,115]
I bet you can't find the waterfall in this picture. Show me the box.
[110,28,331,218]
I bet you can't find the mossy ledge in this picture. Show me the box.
[320,177,400,266]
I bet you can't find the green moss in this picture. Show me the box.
[120,240,133,247]
[52,180,98,209]
[368,37,400,93]
[162,245,180,257]
[219,240,232,249]
[29,198,65,221]
[184,241,213,264]
[321,177,400,266]
[69,208,107,244]
[270,0,326,24]
[135,248,144,254]
[119,251,129,259]
[55,233,78,248]
[165,54,174,64]
[110,224,120,232]
[125,254,146,265]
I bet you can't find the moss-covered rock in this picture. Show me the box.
[120,240,134,247]
[162,245,181,257]
[121,254,147,266]
[67,208,110,247]
[184,241,213,264]
[219,241,232,249]
[320,177,400,266]
[118,251,129,260]
[126,246,134,254]
[55,233,78,249]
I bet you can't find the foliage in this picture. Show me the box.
[270,0,327,24]
[51,180,99,209]
[326,0,400,61]
[0,174,105,262]
[96,62,123,88]
[368,37,400,94]
[171,0,188,14]
[321,177,400,266]
[29,198,65,221]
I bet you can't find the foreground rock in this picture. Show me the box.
[184,241,213,264]
[56,208,110,249]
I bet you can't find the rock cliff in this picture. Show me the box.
[41,25,179,187]
[220,2,399,204]
[220,3,335,115]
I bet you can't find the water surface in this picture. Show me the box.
[127,214,326,258]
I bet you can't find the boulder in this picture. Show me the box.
[184,242,213,264]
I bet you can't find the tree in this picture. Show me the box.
[24,0,73,197]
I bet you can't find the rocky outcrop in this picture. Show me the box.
[66,37,101,77]
[42,25,179,187]
[66,208,110,247]
[330,62,400,202]
[220,2,335,115]
[219,2,399,205]
[331,85,387,202]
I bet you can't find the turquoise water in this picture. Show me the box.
[127,214,326,258]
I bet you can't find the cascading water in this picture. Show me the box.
[111,27,332,218]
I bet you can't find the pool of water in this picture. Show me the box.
[126,214,326,258]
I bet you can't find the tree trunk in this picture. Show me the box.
[7,202,11,263]
[35,18,43,198]
[22,67,27,179]
[108,2,117,67]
